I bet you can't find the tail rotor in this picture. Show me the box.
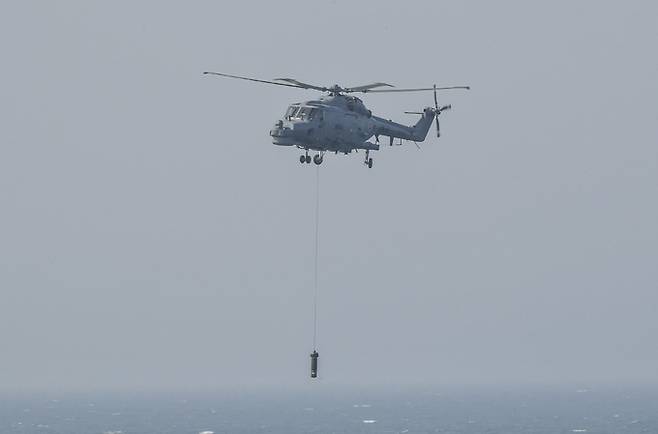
[433,84,452,138]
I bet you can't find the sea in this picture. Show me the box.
[2,386,657,434]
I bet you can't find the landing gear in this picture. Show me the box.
[300,150,323,165]
[364,150,373,168]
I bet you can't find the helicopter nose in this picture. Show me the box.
[270,123,292,138]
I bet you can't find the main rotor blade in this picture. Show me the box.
[345,82,394,93]
[433,84,440,137]
[203,71,307,89]
[274,78,328,92]
[364,86,471,93]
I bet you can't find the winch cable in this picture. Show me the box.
[312,165,320,351]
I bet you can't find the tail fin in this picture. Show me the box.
[410,108,436,141]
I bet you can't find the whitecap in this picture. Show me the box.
[571,430,587,432]
[362,420,376,424]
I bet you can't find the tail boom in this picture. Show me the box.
[372,108,436,143]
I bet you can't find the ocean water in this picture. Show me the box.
[2,386,657,434]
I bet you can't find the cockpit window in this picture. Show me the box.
[286,106,320,121]
[285,106,300,119]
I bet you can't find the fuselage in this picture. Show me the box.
[270,94,435,153]
[270,94,374,153]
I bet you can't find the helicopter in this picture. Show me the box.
[203,72,469,168]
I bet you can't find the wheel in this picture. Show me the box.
[305,155,312,164]
[368,158,373,168]
[300,155,306,164]
[313,154,323,165]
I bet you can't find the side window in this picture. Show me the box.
[299,107,314,119]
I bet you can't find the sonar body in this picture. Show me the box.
[310,350,319,378]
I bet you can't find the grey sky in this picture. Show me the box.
[1,1,657,390]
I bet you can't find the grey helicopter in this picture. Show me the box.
[203,72,469,168]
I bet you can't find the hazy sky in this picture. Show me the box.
[1,1,657,391]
